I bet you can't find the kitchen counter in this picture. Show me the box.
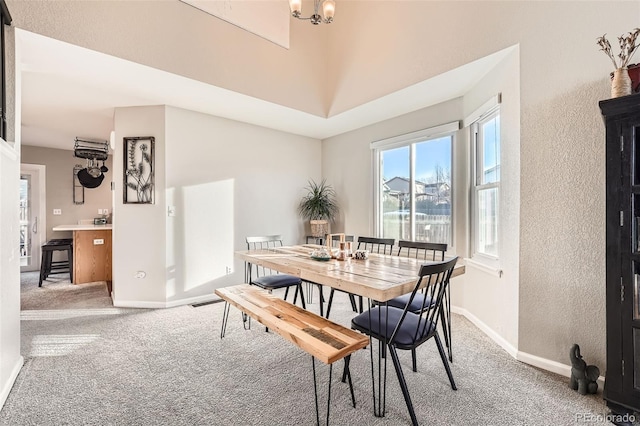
[52,225,112,284]
[52,224,112,231]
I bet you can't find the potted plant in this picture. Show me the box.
[298,179,339,238]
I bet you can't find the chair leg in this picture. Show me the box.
[298,284,306,309]
[434,333,457,390]
[284,287,290,301]
[325,288,335,319]
[411,348,417,372]
[348,294,358,312]
[316,285,324,317]
[388,345,418,426]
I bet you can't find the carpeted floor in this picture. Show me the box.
[21,271,113,310]
[2,286,613,425]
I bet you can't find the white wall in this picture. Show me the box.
[0,141,23,409]
[113,105,321,307]
[6,0,328,117]
[0,24,23,410]
[164,106,321,303]
[112,106,167,306]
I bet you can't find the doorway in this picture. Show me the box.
[19,164,46,272]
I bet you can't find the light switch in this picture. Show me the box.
[93,239,104,245]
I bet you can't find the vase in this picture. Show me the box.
[611,67,632,98]
[310,220,329,238]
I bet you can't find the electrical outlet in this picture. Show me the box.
[53,209,62,215]
[103,208,109,215]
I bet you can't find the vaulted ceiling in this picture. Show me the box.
[17,2,512,151]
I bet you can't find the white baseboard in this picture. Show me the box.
[113,294,220,309]
[451,306,518,358]
[113,300,167,309]
[451,306,605,387]
[0,356,24,410]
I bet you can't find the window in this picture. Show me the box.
[472,109,500,259]
[372,123,458,246]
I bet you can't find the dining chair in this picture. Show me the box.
[245,235,305,309]
[325,236,395,319]
[351,257,458,426]
[388,240,453,369]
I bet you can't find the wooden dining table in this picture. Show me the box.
[234,244,465,422]
[234,244,465,303]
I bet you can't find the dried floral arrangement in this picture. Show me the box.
[597,28,640,70]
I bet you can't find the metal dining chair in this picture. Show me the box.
[245,235,305,308]
[388,240,453,370]
[325,236,395,319]
[351,257,458,426]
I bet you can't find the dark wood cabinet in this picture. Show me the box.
[601,95,640,417]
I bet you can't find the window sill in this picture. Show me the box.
[464,257,503,277]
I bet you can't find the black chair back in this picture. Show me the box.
[396,240,447,261]
[389,257,458,348]
[357,236,395,255]
[245,235,286,281]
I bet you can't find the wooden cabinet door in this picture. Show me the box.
[73,230,112,284]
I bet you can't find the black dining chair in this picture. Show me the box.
[245,235,305,309]
[351,257,458,426]
[325,236,395,319]
[388,240,453,370]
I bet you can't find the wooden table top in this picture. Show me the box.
[235,245,465,302]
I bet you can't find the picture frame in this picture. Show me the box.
[123,136,155,204]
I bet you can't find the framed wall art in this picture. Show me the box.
[123,136,155,204]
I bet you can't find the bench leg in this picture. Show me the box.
[341,355,356,408]
[220,302,231,339]
[312,357,333,426]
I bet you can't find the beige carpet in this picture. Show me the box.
[20,271,113,310]
[1,287,612,426]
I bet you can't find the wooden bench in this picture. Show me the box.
[215,284,369,425]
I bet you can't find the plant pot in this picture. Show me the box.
[612,67,632,98]
[310,220,329,238]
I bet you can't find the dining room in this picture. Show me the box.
[1,0,638,424]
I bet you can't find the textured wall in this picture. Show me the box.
[322,1,638,369]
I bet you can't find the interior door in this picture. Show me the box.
[20,165,45,272]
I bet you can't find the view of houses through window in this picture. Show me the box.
[379,135,452,245]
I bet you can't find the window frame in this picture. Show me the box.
[471,107,501,264]
[371,122,459,251]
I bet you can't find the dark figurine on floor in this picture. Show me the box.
[569,343,600,395]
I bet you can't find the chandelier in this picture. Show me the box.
[289,0,335,25]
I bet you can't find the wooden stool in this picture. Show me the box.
[39,239,73,286]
